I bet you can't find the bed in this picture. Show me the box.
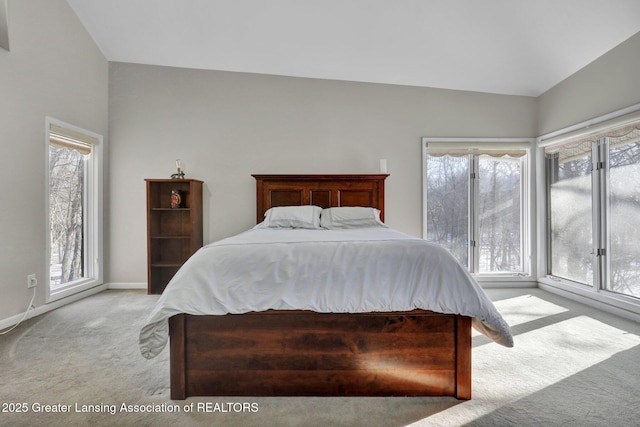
[139,174,513,400]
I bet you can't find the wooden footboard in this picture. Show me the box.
[169,311,471,400]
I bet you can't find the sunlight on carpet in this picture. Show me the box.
[408,293,640,426]
[492,294,570,327]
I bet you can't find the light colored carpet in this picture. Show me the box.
[1,288,639,427]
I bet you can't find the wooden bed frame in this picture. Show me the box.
[168,174,471,400]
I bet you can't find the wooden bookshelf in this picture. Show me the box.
[145,179,203,294]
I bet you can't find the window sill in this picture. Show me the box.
[47,278,105,303]
[539,276,640,322]
[474,274,537,288]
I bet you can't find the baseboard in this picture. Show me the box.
[107,282,147,290]
[0,283,107,332]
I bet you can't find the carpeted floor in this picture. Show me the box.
[1,288,639,427]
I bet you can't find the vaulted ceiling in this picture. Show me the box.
[66,0,640,97]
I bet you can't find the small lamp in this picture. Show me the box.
[171,159,185,179]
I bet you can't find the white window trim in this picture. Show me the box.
[45,117,104,303]
[536,103,640,319]
[422,137,536,285]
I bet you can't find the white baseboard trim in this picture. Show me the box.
[107,282,146,290]
[0,283,108,332]
[0,282,149,332]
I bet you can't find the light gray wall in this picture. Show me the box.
[538,31,640,135]
[4,3,636,306]
[108,62,537,283]
[0,0,108,319]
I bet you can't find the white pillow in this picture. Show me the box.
[320,207,387,229]
[261,205,322,229]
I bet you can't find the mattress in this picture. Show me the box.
[139,226,513,359]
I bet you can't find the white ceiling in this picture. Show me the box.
[66,0,640,97]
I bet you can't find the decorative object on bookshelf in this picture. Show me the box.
[170,189,182,208]
[171,159,185,179]
[145,179,203,294]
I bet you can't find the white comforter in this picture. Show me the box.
[139,227,513,359]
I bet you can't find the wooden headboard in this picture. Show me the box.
[252,174,389,223]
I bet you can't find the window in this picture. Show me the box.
[543,116,640,300]
[423,139,531,279]
[545,142,593,285]
[46,118,103,301]
[608,132,640,298]
[477,155,522,273]
[425,154,469,266]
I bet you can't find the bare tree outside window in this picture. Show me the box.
[478,156,521,273]
[426,153,523,274]
[426,155,469,267]
[608,139,640,298]
[49,145,86,287]
[46,119,102,302]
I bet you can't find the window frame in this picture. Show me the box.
[45,117,104,303]
[537,106,640,316]
[422,137,535,285]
